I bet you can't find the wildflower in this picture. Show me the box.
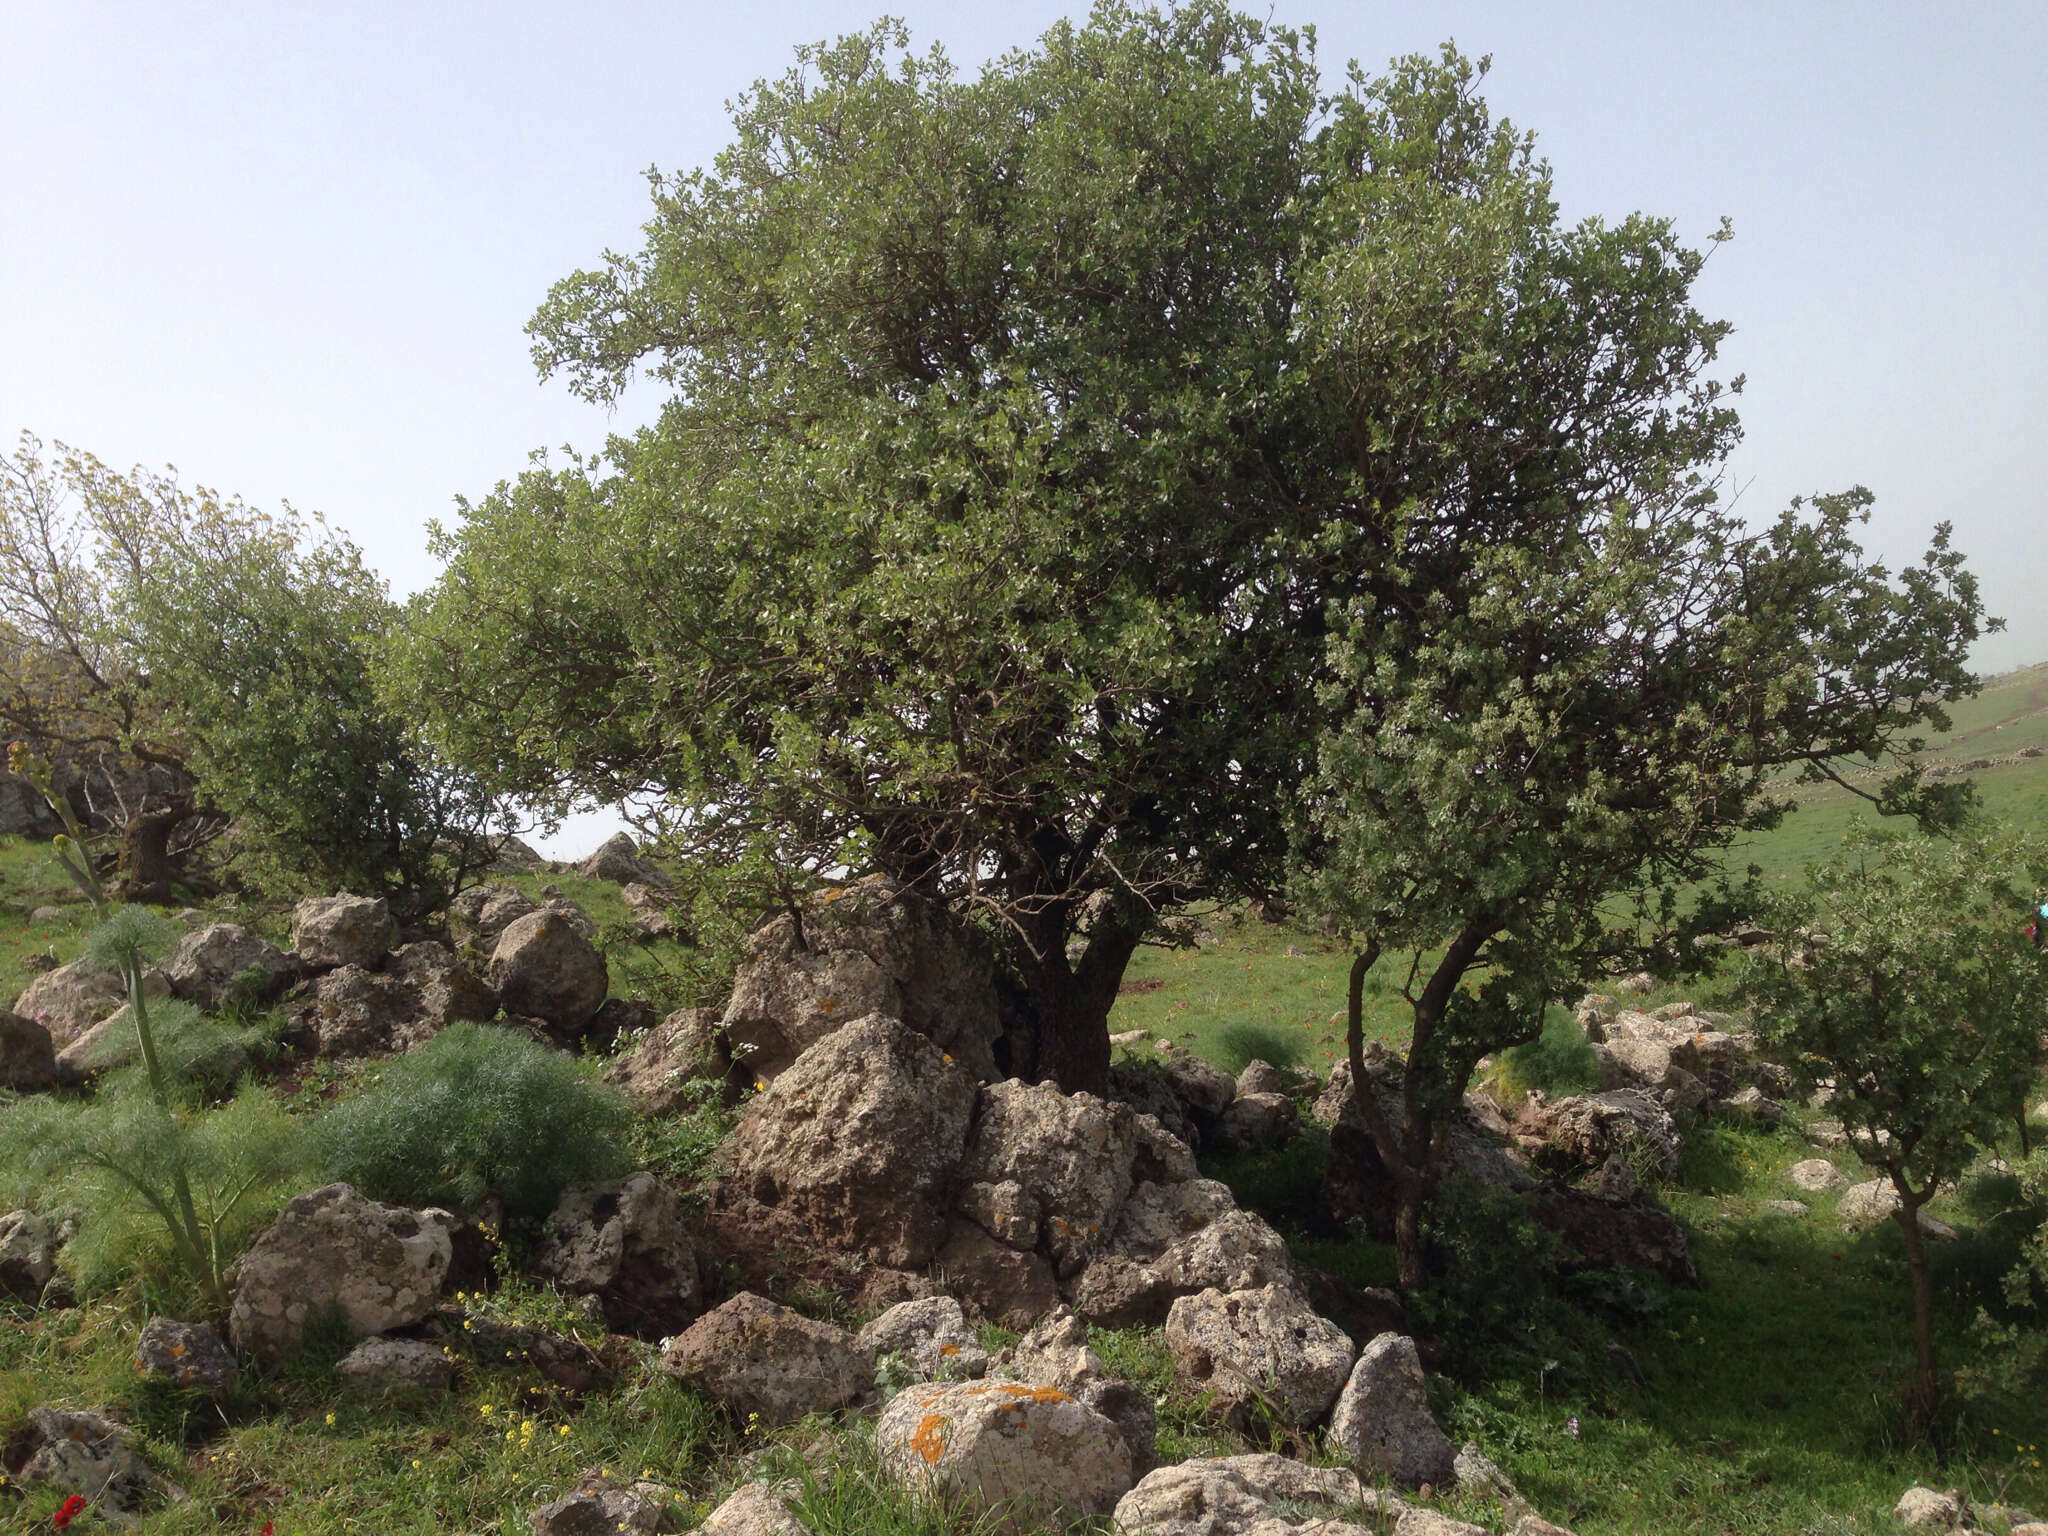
[53,1494,88,1528]
[479,1402,495,1418]
[261,1524,274,1535]
[558,1424,573,1437]
[324,1412,336,1426]
[1566,1417,1580,1438]
[412,1459,422,1469]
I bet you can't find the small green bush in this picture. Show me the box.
[316,1022,635,1234]
[1498,1006,1600,1098]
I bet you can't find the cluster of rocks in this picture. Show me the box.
[1894,1484,2047,1534]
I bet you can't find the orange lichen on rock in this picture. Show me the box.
[993,1382,1071,1404]
[910,1412,951,1465]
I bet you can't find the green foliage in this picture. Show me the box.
[1407,1175,1567,1374]
[1740,821,2048,1426]
[316,1022,635,1233]
[0,1078,308,1310]
[1499,1009,1601,1099]
[628,1075,739,1185]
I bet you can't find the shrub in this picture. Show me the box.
[316,1022,635,1234]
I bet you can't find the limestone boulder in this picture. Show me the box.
[489,910,609,1033]
[0,1208,73,1305]
[530,1470,681,1536]
[336,1336,458,1393]
[11,1405,188,1518]
[724,1013,977,1269]
[877,1379,1133,1535]
[658,1292,873,1424]
[959,1079,1138,1274]
[1112,1453,1399,1536]
[0,1009,58,1090]
[1514,1089,1680,1179]
[699,1482,812,1536]
[1327,1333,1456,1490]
[1893,1486,1967,1528]
[1165,1284,1354,1427]
[935,1220,1062,1328]
[959,1179,1043,1249]
[163,922,295,1012]
[578,831,666,887]
[1002,1304,1105,1392]
[1077,1377,1161,1479]
[1236,1059,1317,1100]
[1219,1091,1297,1153]
[1787,1158,1849,1193]
[1072,1180,1294,1328]
[1529,1185,1699,1285]
[603,1006,735,1112]
[291,893,395,970]
[858,1295,988,1381]
[449,881,540,952]
[133,1317,237,1396]
[289,948,494,1057]
[228,1183,456,1364]
[12,958,165,1049]
[532,1172,702,1338]
[387,941,499,1030]
[720,878,1003,1083]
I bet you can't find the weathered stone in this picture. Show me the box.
[1788,1158,1849,1193]
[1393,1513,1490,1536]
[1718,1085,1787,1125]
[1236,1059,1316,1100]
[133,1317,237,1395]
[1328,1334,1456,1490]
[163,923,295,1012]
[0,1008,58,1089]
[530,1470,680,1536]
[578,831,666,887]
[1166,1284,1355,1427]
[449,881,539,950]
[698,1482,811,1536]
[489,910,609,1032]
[0,1208,73,1305]
[1760,1199,1810,1215]
[533,1172,702,1338]
[1529,1185,1699,1285]
[603,1006,734,1113]
[289,952,493,1058]
[1109,1059,1197,1147]
[387,941,499,1030]
[1077,1377,1160,1479]
[659,1292,872,1425]
[859,1295,989,1380]
[12,959,165,1049]
[228,1183,455,1364]
[1072,1180,1294,1328]
[936,1220,1062,1328]
[725,1014,977,1269]
[291,893,395,970]
[877,1379,1133,1535]
[335,1336,458,1392]
[1893,1485,1966,1528]
[1003,1304,1104,1393]
[960,1079,1138,1274]
[720,878,1003,1084]
[1836,1180,1955,1238]
[1452,1441,1515,1500]
[1514,1089,1680,1178]
[959,1179,1043,1249]
[12,1405,188,1517]
[1131,1112,1201,1185]
[1219,1091,1297,1152]
[1112,1453,1398,1536]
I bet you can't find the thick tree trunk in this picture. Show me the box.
[1014,913,1144,1098]
[113,803,186,904]
[1896,1189,1941,1436]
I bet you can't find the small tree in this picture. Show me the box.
[1740,824,2048,1432]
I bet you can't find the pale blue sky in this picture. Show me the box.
[4,3,2043,854]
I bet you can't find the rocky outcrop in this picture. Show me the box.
[9,1405,188,1518]
[489,910,609,1034]
[697,1483,812,1536]
[0,1208,73,1306]
[1165,1284,1354,1427]
[291,894,396,970]
[1071,1180,1294,1329]
[1787,1158,1849,1193]
[1328,1333,1456,1491]
[724,1014,977,1269]
[0,1009,58,1090]
[934,1221,1062,1328]
[12,958,165,1049]
[163,923,296,1012]
[450,882,540,952]
[335,1337,458,1392]
[1112,1453,1402,1536]
[1218,1091,1297,1153]
[720,879,1003,1083]
[1529,1185,1699,1285]
[877,1379,1134,1536]
[959,1080,1138,1275]
[577,832,666,887]
[133,1317,237,1396]
[532,1172,702,1338]
[603,1007,735,1112]
[858,1295,989,1381]
[530,1470,681,1536]
[658,1293,873,1425]
[288,946,495,1057]
[228,1183,456,1364]
[1513,1089,1681,1179]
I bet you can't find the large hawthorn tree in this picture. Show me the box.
[396,4,1975,1094]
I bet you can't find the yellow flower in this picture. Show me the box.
[479,1403,495,1418]
[412,1459,422,1469]
[324,1412,336,1426]
[558,1424,573,1437]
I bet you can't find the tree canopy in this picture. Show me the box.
[396,2,1986,1094]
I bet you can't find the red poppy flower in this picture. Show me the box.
[259,1523,274,1535]
[53,1494,88,1528]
